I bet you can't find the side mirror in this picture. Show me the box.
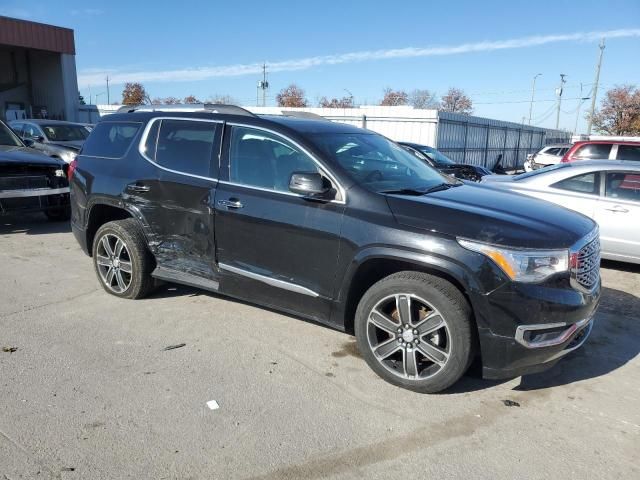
[289,172,333,199]
[33,135,45,143]
[23,138,35,147]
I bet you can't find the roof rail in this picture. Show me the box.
[280,110,329,121]
[116,103,256,117]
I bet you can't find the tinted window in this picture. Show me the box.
[10,122,24,135]
[153,120,218,177]
[544,148,560,156]
[81,122,141,159]
[617,145,640,162]
[0,121,23,147]
[605,171,640,202]
[552,173,599,195]
[23,123,40,138]
[41,124,89,141]
[574,144,611,159]
[229,126,319,192]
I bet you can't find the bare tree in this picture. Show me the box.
[589,85,640,136]
[276,84,308,107]
[151,96,181,105]
[184,95,201,104]
[318,96,353,108]
[439,88,473,115]
[121,82,148,105]
[409,89,439,109]
[380,88,408,106]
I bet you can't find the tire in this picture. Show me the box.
[45,205,71,221]
[354,271,474,393]
[92,218,155,299]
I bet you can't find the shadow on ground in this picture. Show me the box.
[0,213,71,235]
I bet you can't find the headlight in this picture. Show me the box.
[59,150,77,163]
[458,239,568,282]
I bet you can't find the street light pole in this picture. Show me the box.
[528,73,542,125]
[587,39,606,135]
[574,83,591,134]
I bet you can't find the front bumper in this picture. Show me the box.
[0,187,70,215]
[471,277,601,380]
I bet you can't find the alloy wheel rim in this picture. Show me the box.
[96,234,133,294]
[366,293,450,380]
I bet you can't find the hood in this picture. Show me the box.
[386,183,595,249]
[0,145,65,168]
[49,140,84,151]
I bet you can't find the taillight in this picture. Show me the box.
[67,159,77,180]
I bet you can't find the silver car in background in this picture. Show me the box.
[9,119,89,163]
[482,160,640,264]
[523,144,572,172]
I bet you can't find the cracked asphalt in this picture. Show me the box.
[1,214,639,479]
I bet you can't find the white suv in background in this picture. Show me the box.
[524,144,572,172]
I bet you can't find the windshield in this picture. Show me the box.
[418,146,456,166]
[41,124,89,142]
[514,162,572,181]
[0,122,24,147]
[310,133,454,193]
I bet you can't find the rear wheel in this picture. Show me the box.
[354,271,474,393]
[92,219,155,299]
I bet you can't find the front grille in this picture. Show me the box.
[0,175,48,191]
[572,235,600,290]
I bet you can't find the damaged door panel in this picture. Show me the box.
[128,118,222,279]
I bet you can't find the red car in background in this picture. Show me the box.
[561,140,640,163]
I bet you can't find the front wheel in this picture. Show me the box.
[354,271,474,393]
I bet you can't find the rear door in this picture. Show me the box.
[540,171,601,218]
[594,171,640,262]
[130,117,222,278]
[213,124,346,319]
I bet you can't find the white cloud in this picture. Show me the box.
[77,28,640,87]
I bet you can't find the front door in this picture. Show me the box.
[214,125,346,320]
[595,171,640,262]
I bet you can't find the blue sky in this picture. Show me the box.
[2,0,639,132]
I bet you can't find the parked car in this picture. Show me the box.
[0,120,70,220]
[482,160,640,264]
[70,105,600,393]
[561,140,640,163]
[523,144,572,172]
[9,119,90,163]
[399,142,492,181]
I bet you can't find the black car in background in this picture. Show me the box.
[69,105,600,393]
[399,142,493,181]
[0,120,70,220]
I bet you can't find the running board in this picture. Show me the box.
[151,267,220,292]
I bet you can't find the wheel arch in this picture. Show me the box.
[85,200,145,256]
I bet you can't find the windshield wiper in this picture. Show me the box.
[381,183,461,196]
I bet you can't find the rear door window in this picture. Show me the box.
[573,144,612,160]
[552,172,599,195]
[617,145,640,162]
[151,119,219,178]
[81,122,141,159]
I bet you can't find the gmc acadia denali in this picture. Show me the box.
[69,105,601,393]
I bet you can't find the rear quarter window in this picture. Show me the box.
[81,122,142,159]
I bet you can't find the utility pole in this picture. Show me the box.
[528,73,542,125]
[587,38,606,135]
[555,73,567,130]
[574,83,591,134]
[256,63,269,107]
[105,75,110,104]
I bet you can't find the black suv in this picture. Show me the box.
[70,105,601,393]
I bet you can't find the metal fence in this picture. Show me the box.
[436,112,571,170]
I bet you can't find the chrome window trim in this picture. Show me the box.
[137,116,223,182]
[219,263,320,298]
[226,122,347,204]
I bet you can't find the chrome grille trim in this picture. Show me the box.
[570,228,601,292]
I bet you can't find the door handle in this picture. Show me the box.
[605,206,629,213]
[126,183,150,193]
[217,198,243,209]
